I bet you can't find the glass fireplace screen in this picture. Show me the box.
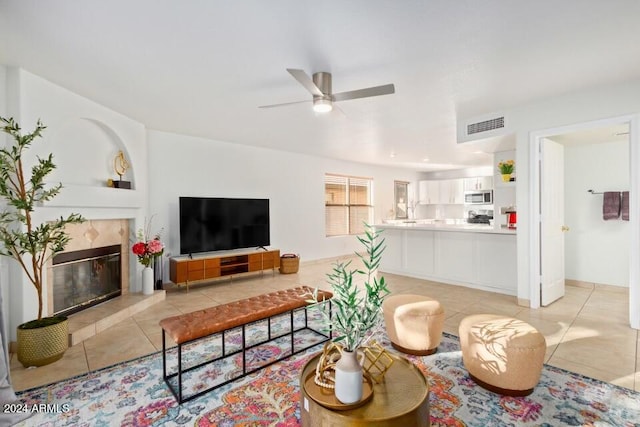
[52,244,122,316]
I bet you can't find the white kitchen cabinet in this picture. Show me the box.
[440,179,464,204]
[464,176,494,191]
[405,230,435,275]
[435,232,475,283]
[418,180,440,204]
[419,179,463,204]
[474,234,517,292]
[380,228,405,271]
[376,224,517,296]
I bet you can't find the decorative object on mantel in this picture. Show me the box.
[309,223,390,404]
[498,159,515,182]
[0,117,85,367]
[131,217,164,295]
[107,150,131,189]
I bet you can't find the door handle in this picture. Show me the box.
[561,225,570,232]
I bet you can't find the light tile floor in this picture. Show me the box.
[10,257,640,392]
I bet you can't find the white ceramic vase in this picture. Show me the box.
[334,349,363,404]
[142,266,154,295]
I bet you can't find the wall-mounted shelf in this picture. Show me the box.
[40,184,144,208]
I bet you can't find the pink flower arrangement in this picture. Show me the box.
[131,217,164,267]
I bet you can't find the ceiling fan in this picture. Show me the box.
[259,68,395,113]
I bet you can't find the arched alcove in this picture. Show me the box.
[42,117,137,189]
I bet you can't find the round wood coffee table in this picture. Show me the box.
[299,351,430,426]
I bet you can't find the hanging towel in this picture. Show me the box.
[621,191,630,221]
[603,191,621,220]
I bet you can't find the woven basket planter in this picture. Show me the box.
[280,254,300,274]
[17,316,69,367]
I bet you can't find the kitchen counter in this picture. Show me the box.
[376,222,517,296]
[376,221,516,235]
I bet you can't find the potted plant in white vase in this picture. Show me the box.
[311,223,390,404]
[0,117,84,367]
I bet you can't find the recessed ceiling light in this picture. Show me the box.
[390,152,396,158]
[474,150,484,154]
[422,157,429,162]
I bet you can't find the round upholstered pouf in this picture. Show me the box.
[383,294,445,355]
[459,314,546,396]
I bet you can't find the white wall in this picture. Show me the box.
[418,166,493,180]
[1,67,419,337]
[564,140,630,286]
[147,130,420,270]
[0,65,10,346]
[493,150,517,228]
[461,79,640,328]
[2,68,148,339]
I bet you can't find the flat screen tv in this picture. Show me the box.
[179,197,270,255]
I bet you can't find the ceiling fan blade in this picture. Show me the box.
[332,84,395,102]
[332,103,347,118]
[258,99,310,109]
[287,68,324,96]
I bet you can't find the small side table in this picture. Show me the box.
[299,351,430,426]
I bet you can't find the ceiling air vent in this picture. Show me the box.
[467,116,505,135]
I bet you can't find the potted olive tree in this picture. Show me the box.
[0,117,84,367]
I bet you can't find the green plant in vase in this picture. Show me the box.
[310,223,389,404]
[311,223,389,351]
[0,117,84,367]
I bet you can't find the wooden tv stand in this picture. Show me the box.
[169,248,280,289]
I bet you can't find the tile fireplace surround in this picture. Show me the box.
[46,219,132,315]
[39,219,165,346]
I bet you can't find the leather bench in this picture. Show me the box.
[160,286,332,403]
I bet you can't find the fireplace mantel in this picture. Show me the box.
[40,184,144,208]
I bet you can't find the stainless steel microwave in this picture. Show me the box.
[464,190,493,205]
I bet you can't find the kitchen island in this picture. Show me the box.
[376,221,516,296]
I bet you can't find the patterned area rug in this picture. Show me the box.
[16,315,640,426]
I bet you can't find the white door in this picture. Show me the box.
[541,137,566,305]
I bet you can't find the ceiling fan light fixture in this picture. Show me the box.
[260,69,394,112]
[313,98,333,113]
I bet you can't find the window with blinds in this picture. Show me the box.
[325,174,373,236]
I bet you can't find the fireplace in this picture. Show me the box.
[52,244,122,316]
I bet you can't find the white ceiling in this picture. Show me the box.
[550,123,630,147]
[1,1,639,171]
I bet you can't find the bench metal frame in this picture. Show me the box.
[162,301,331,404]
